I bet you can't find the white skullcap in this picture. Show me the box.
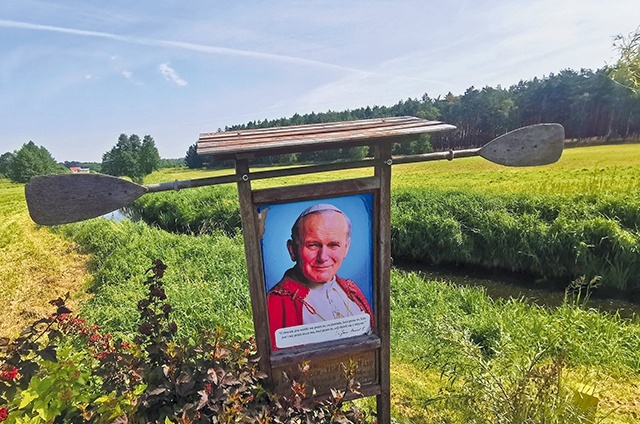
[290,203,351,240]
[298,203,344,218]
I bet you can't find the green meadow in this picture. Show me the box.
[2,143,640,421]
[135,143,640,293]
[144,143,640,195]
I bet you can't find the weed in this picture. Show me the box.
[565,275,602,308]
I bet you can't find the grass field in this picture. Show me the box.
[137,143,640,293]
[144,143,640,196]
[392,143,640,195]
[2,143,640,422]
[50,207,640,422]
[0,180,90,337]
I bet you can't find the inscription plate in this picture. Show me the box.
[271,349,378,396]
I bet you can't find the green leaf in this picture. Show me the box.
[18,390,39,409]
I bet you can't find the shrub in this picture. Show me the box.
[130,186,241,236]
[391,188,640,292]
[0,261,373,423]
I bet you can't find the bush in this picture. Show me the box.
[130,186,241,236]
[0,261,373,423]
[391,188,640,292]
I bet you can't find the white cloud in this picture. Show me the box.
[158,63,187,86]
[122,70,132,78]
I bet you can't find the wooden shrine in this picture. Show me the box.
[197,117,457,422]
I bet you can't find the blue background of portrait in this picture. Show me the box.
[258,193,374,308]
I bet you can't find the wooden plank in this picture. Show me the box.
[252,177,380,205]
[240,157,377,182]
[270,334,381,367]
[271,348,379,398]
[199,118,448,146]
[198,117,456,159]
[234,159,273,373]
[200,116,438,140]
[199,124,455,158]
[374,143,393,424]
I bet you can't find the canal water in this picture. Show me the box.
[400,264,640,319]
[101,208,129,222]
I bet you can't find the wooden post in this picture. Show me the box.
[234,158,272,376]
[374,143,392,424]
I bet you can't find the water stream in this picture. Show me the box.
[400,264,640,319]
[101,208,129,222]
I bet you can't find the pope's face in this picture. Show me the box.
[288,210,351,284]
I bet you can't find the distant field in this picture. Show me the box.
[392,143,640,195]
[146,143,640,196]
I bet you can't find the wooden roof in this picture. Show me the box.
[197,116,456,159]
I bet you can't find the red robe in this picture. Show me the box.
[267,268,373,350]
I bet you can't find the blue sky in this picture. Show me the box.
[1,1,639,162]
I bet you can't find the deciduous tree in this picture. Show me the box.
[101,134,160,183]
[5,141,66,183]
[0,152,15,177]
[610,27,640,94]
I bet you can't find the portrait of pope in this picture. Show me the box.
[265,202,374,350]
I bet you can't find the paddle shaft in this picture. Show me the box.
[144,148,481,194]
[25,123,564,225]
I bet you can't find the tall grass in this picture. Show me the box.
[131,185,240,236]
[389,270,640,422]
[54,215,640,422]
[391,189,640,291]
[390,270,640,374]
[56,219,254,341]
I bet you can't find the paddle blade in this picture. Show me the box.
[25,174,147,225]
[479,123,564,167]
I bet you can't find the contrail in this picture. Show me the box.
[0,19,369,74]
[0,19,448,85]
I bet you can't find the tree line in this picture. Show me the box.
[189,67,639,169]
[190,28,640,168]
[0,134,162,184]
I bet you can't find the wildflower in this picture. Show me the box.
[0,367,18,381]
[0,406,8,422]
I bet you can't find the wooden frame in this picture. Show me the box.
[234,145,392,419]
